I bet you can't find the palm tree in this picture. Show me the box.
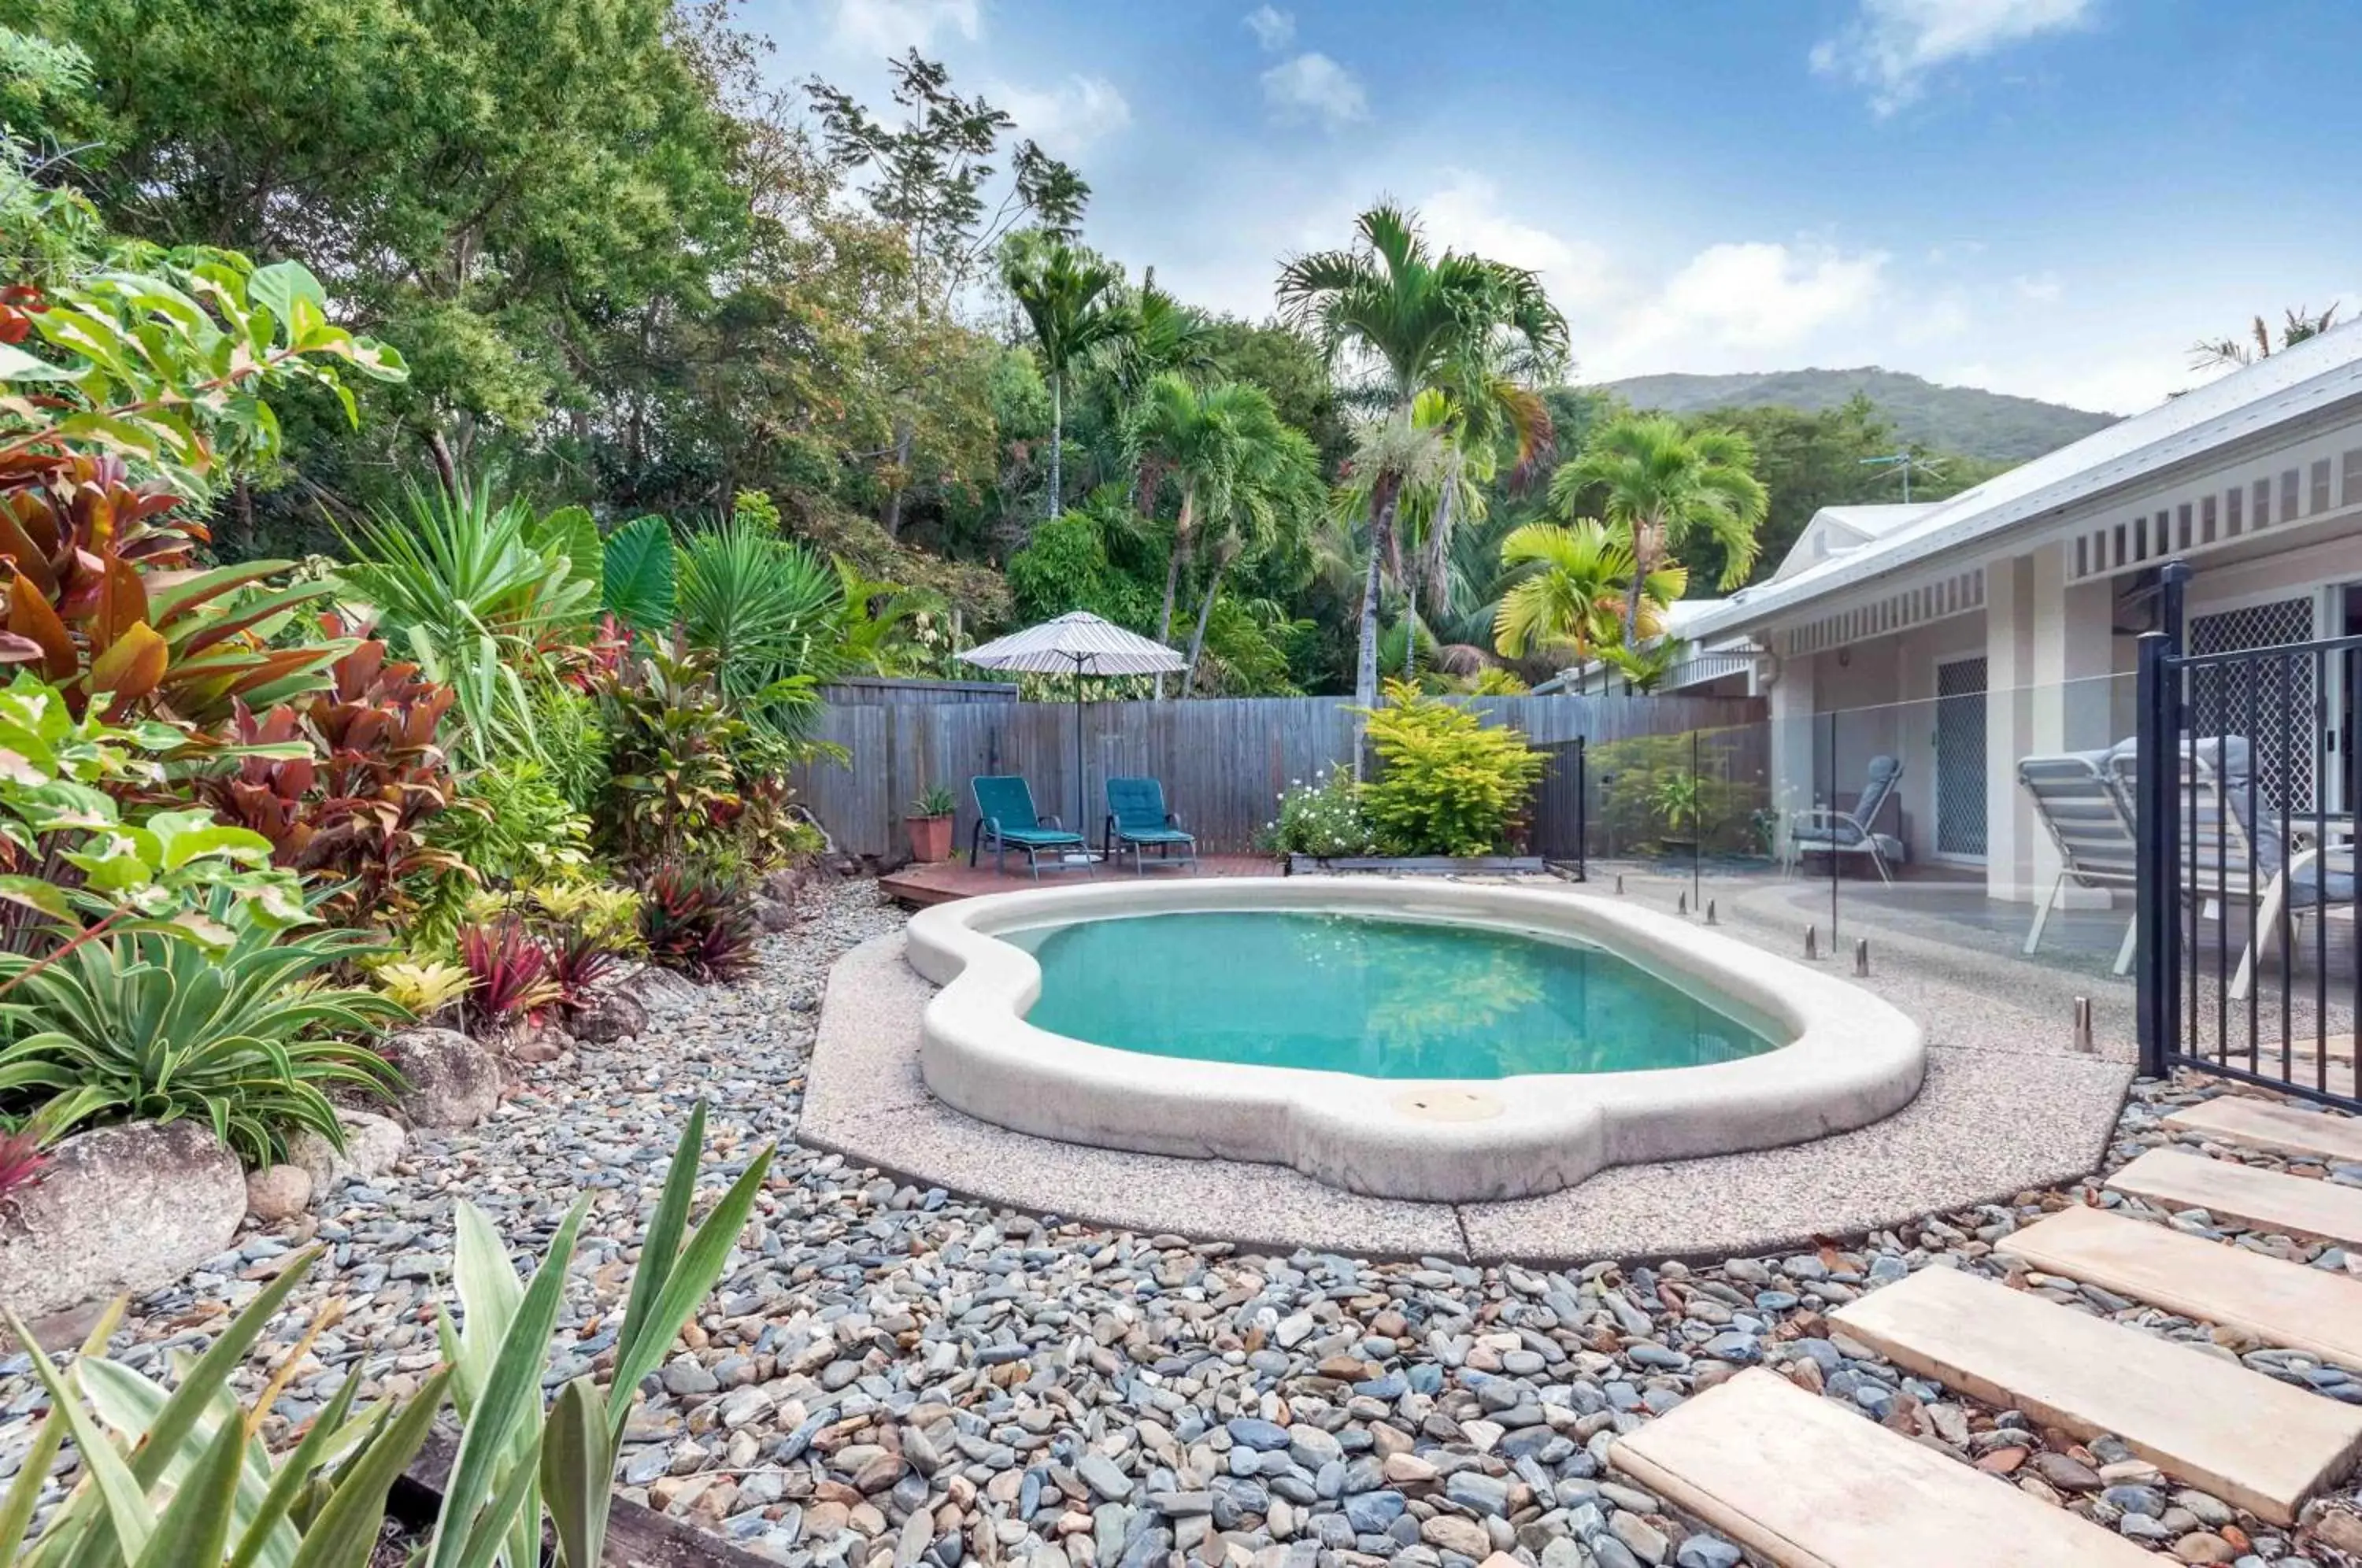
[1276,201,1568,706]
[1183,422,1324,692]
[1002,238,1133,522]
[2190,302,2341,372]
[1491,519,1685,666]
[1547,416,1765,646]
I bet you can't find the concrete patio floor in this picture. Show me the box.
[806,873,2148,1263]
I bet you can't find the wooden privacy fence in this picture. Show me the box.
[790,693,1768,860]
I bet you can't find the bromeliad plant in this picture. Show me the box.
[457,915,561,1033]
[0,1103,772,1568]
[638,864,759,982]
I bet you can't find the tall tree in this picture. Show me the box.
[1002,237,1132,524]
[1275,202,1567,705]
[1547,416,1767,645]
[2190,302,2342,372]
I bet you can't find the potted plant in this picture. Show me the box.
[906,784,956,863]
[1653,771,1702,856]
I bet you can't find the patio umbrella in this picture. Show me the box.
[958,611,1185,847]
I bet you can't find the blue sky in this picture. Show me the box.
[744,0,2362,414]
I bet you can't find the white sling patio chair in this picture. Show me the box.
[2017,750,2139,974]
[2103,735,2354,1000]
[1789,753,1905,885]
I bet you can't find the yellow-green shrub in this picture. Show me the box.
[1354,681,1545,857]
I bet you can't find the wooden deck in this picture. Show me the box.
[879,853,1283,908]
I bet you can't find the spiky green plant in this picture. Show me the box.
[672,517,842,736]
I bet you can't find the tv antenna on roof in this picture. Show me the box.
[1860,449,1946,502]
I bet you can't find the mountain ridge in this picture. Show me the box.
[1597,366,2118,464]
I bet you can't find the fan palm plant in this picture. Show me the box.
[1276,202,1568,705]
[1547,416,1766,645]
[672,518,846,737]
[1001,239,1135,521]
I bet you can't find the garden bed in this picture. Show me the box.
[1284,852,1547,875]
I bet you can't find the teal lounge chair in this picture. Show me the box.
[970,775,1089,879]
[1104,776,1198,873]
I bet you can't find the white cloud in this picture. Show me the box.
[1811,0,2092,113]
[1414,173,1614,313]
[1261,52,1368,130]
[828,0,980,55]
[988,74,1132,155]
[1590,242,1890,377]
[1242,5,1294,51]
[2014,271,2064,302]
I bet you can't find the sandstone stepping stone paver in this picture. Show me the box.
[2108,1144,2362,1248]
[1998,1202,2362,1371]
[1608,1366,2160,1566]
[1830,1260,2362,1523]
[2165,1093,2362,1164]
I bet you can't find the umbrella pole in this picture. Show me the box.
[1075,653,1087,862]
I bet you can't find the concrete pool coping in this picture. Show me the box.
[901,878,1927,1203]
[805,878,2142,1263]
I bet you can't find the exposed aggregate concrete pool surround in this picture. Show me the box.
[901,877,1927,1203]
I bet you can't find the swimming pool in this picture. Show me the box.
[905,878,1924,1201]
[1002,910,1779,1078]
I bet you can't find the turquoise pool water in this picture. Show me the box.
[1001,910,1778,1078]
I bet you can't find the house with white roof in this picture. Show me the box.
[1672,324,2362,904]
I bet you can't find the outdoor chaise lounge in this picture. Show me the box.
[1103,776,1198,873]
[969,775,1089,879]
[1789,754,1905,885]
[2018,751,2140,974]
[2101,735,2355,1000]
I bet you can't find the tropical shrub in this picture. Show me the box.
[0,673,309,952]
[599,512,676,632]
[334,484,600,766]
[528,879,642,952]
[673,516,842,735]
[0,897,404,1163]
[429,758,594,886]
[595,639,745,867]
[0,1102,772,1568]
[638,864,759,982]
[1260,767,1376,858]
[1355,680,1545,857]
[457,916,561,1033]
[196,626,464,926]
[530,681,608,811]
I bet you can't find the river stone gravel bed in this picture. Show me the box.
[2,877,2360,1567]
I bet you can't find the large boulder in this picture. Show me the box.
[0,1121,244,1332]
[376,1027,500,1128]
[285,1109,407,1193]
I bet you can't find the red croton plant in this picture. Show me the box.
[198,622,466,926]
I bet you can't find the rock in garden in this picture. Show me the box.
[244,1163,313,1221]
[570,989,650,1045]
[376,1026,501,1126]
[0,1121,244,1333]
[285,1110,406,1191]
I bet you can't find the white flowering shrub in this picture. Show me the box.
[1258,767,1377,857]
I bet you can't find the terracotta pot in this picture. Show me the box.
[906,813,953,863]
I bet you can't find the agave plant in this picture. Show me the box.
[0,900,405,1163]
[638,864,759,982]
[0,1102,772,1568]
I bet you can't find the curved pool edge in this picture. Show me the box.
[906,877,1926,1203]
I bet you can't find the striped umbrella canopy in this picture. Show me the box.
[957,611,1184,677]
[959,613,1183,852]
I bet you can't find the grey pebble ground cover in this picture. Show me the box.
[3,878,2360,1568]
